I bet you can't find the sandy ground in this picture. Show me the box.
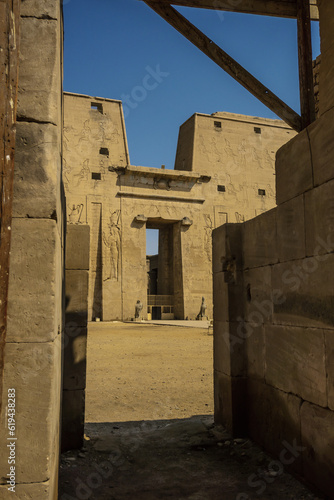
[85,322,214,423]
[59,323,325,500]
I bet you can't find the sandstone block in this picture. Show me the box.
[265,325,327,407]
[214,371,247,436]
[214,321,246,377]
[277,195,306,262]
[212,223,243,274]
[247,380,302,474]
[272,255,334,329]
[0,341,61,484]
[308,108,334,186]
[7,219,61,343]
[20,0,60,19]
[325,330,334,410]
[213,271,244,323]
[63,326,87,391]
[246,325,264,379]
[305,178,334,257]
[13,122,60,218]
[276,130,313,205]
[301,401,334,498]
[318,0,334,115]
[61,390,85,452]
[65,224,90,270]
[244,266,272,324]
[0,483,51,499]
[17,17,61,124]
[65,270,89,326]
[243,209,277,268]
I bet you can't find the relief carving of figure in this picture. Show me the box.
[74,159,90,186]
[78,120,92,145]
[235,212,245,223]
[68,204,84,224]
[103,211,121,281]
[196,297,207,320]
[203,214,213,262]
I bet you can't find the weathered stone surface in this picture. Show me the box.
[0,341,61,484]
[20,0,59,19]
[17,17,61,124]
[265,325,327,407]
[244,266,272,324]
[246,325,264,379]
[7,219,61,343]
[13,122,60,218]
[214,321,246,377]
[318,0,334,115]
[213,271,244,323]
[271,255,334,329]
[212,224,243,274]
[214,371,247,436]
[247,380,302,474]
[325,330,334,411]
[65,270,89,326]
[301,401,334,498]
[276,130,313,205]
[63,326,87,391]
[308,108,334,186]
[277,195,305,262]
[243,209,277,268]
[65,224,90,270]
[304,177,334,257]
[61,390,85,452]
[0,483,51,499]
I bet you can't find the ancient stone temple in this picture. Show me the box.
[63,92,295,321]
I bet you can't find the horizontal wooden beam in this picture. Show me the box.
[142,0,319,21]
[144,1,302,131]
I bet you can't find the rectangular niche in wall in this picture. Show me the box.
[99,147,109,157]
[91,102,103,113]
[92,173,101,180]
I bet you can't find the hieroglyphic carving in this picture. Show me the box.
[203,214,213,262]
[235,212,245,223]
[103,210,121,281]
[68,204,84,224]
[74,159,90,186]
[77,120,92,145]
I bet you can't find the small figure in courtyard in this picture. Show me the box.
[197,297,207,320]
[135,300,143,320]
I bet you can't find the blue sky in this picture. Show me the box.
[63,0,320,253]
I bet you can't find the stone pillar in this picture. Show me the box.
[62,225,90,452]
[0,2,64,498]
[173,222,185,319]
[212,224,247,436]
[318,0,334,116]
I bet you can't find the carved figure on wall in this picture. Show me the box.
[103,211,121,281]
[196,297,207,320]
[63,158,71,191]
[68,204,84,224]
[135,300,143,320]
[235,212,245,223]
[74,159,90,186]
[78,120,92,145]
[203,214,213,262]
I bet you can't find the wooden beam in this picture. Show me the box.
[144,1,302,131]
[143,0,319,21]
[297,0,316,128]
[0,0,20,415]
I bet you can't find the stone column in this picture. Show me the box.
[0,2,64,498]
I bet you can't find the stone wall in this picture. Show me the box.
[0,2,64,498]
[213,2,334,496]
[62,224,90,452]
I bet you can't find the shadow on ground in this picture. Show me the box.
[59,415,324,500]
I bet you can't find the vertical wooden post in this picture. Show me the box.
[0,0,20,415]
[297,0,316,129]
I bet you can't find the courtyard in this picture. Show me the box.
[59,323,324,499]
